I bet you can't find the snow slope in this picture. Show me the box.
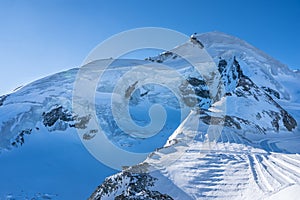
[0,68,119,199]
[89,32,300,200]
[0,31,299,200]
[0,58,199,199]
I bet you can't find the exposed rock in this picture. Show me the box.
[115,190,173,200]
[263,110,280,132]
[195,88,210,99]
[190,34,204,48]
[281,110,297,131]
[70,115,91,129]
[125,81,139,99]
[200,113,242,130]
[217,59,228,74]
[187,77,206,86]
[145,51,178,63]
[179,77,211,108]
[0,94,8,107]
[195,57,297,133]
[140,90,150,97]
[89,167,173,200]
[42,105,74,127]
[262,86,280,99]
[11,129,32,147]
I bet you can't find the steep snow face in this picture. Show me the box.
[143,35,297,134]
[198,32,300,103]
[214,57,297,133]
[144,114,300,200]
[0,68,119,199]
[89,32,300,200]
[197,32,300,134]
[0,57,217,199]
[0,68,77,150]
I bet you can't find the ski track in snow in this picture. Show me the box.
[148,130,300,200]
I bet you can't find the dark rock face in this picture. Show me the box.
[199,110,266,134]
[195,88,210,99]
[0,95,8,107]
[89,164,173,200]
[190,36,204,48]
[261,86,280,99]
[42,105,92,130]
[42,105,74,127]
[11,129,32,147]
[179,77,211,108]
[200,113,242,130]
[115,190,173,200]
[281,110,297,131]
[235,75,261,101]
[218,58,242,87]
[217,59,228,74]
[187,77,206,87]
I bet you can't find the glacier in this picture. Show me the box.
[0,32,299,199]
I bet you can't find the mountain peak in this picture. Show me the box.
[0,31,299,200]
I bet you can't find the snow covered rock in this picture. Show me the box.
[0,31,299,200]
[88,32,300,200]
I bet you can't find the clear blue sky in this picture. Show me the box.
[0,0,299,95]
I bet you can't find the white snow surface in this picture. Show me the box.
[89,32,300,200]
[0,32,299,200]
[143,111,300,200]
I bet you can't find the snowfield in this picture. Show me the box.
[0,32,300,199]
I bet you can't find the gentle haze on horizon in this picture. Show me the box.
[0,0,299,95]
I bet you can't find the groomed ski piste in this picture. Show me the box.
[143,111,300,200]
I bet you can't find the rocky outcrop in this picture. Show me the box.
[281,110,297,131]
[11,129,32,147]
[0,95,8,107]
[89,164,173,200]
[145,51,177,63]
[261,86,280,99]
[179,76,211,108]
[42,105,74,127]
[215,57,297,132]
[42,105,92,131]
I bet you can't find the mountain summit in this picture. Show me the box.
[0,32,299,200]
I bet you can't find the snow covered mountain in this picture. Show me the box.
[0,32,299,200]
[88,32,300,200]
